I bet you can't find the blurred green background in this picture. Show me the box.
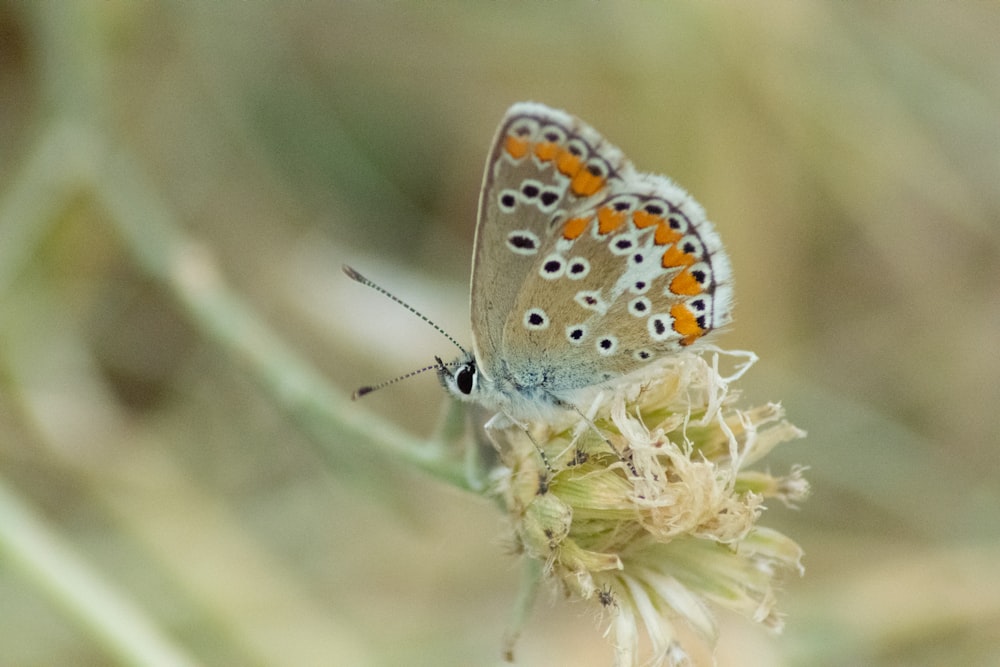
[1,2,998,666]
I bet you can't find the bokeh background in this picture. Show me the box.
[1,2,998,666]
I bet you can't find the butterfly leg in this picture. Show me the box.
[550,396,640,478]
[485,413,554,485]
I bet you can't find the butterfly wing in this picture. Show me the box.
[482,109,734,397]
[470,102,630,380]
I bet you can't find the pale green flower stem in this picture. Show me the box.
[0,116,477,665]
[0,5,476,665]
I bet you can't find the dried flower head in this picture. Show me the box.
[490,349,807,666]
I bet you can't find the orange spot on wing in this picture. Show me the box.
[654,223,682,246]
[534,141,559,162]
[597,207,627,234]
[562,217,589,240]
[556,149,583,177]
[505,135,530,159]
[571,169,605,197]
[661,244,696,268]
[670,303,704,345]
[669,268,703,295]
[632,210,662,229]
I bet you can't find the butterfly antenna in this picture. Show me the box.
[343,265,466,353]
[352,363,444,400]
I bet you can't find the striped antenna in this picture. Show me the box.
[342,265,466,353]
[344,265,466,399]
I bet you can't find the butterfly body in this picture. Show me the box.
[439,102,732,423]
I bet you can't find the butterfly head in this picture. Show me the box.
[437,352,476,397]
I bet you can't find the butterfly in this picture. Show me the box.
[436,102,732,424]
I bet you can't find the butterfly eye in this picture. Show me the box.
[456,363,476,395]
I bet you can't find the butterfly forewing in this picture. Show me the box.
[470,103,630,377]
